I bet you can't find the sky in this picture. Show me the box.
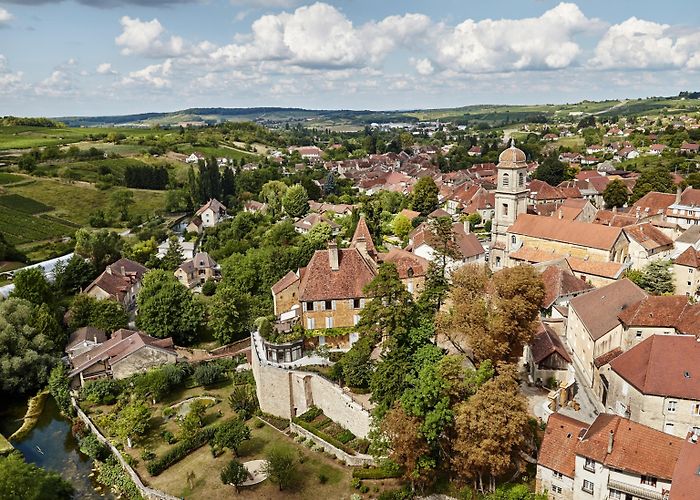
[1,0,700,116]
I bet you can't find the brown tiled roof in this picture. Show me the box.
[594,347,623,368]
[670,439,700,499]
[428,208,451,218]
[409,221,484,260]
[271,270,299,294]
[508,247,625,279]
[509,214,624,251]
[537,413,588,478]
[398,208,420,220]
[107,258,148,279]
[298,248,376,301]
[631,191,676,216]
[531,322,571,364]
[66,326,107,350]
[577,414,683,480]
[611,335,700,400]
[84,271,135,302]
[195,198,226,216]
[528,180,565,201]
[177,252,218,274]
[569,279,647,341]
[618,295,691,329]
[69,329,176,377]
[351,217,376,255]
[680,187,700,206]
[676,225,700,245]
[379,248,428,279]
[540,265,593,309]
[623,222,673,250]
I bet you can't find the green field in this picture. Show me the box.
[4,177,166,225]
[33,157,164,185]
[0,125,168,150]
[0,173,25,185]
[0,205,77,244]
[176,143,256,161]
[0,194,52,214]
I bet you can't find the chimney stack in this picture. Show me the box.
[355,236,368,258]
[328,241,339,271]
[464,220,470,234]
[558,209,563,220]
[607,429,614,454]
[676,185,683,204]
[120,266,126,276]
[612,205,617,213]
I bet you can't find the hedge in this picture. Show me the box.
[292,418,355,456]
[352,466,403,480]
[146,425,218,476]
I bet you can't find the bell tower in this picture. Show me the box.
[490,140,529,270]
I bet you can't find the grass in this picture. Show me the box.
[0,205,76,244]
[0,172,25,185]
[0,194,52,214]
[0,125,167,150]
[4,177,166,225]
[33,157,164,185]
[176,143,257,162]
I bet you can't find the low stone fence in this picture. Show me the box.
[71,398,179,500]
[289,421,375,467]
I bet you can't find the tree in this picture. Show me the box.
[339,335,374,389]
[228,384,258,419]
[220,459,249,492]
[419,217,460,312]
[10,267,52,306]
[179,400,207,440]
[438,265,544,363]
[534,151,566,186]
[160,237,184,271]
[411,177,439,215]
[380,404,433,489]
[193,363,224,386]
[68,294,128,333]
[212,419,251,456]
[75,228,122,271]
[263,446,297,491]
[48,363,73,416]
[631,168,674,202]
[208,283,252,344]
[136,270,205,344]
[0,299,59,395]
[0,452,73,500]
[282,184,309,218]
[0,232,25,262]
[109,188,135,221]
[392,214,412,241]
[221,167,236,201]
[466,212,482,230]
[53,255,96,294]
[305,222,333,247]
[603,179,630,208]
[637,260,675,295]
[358,262,417,341]
[453,365,530,493]
[33,303,66,348]
[323,172,337,195]
[113,399,151,448]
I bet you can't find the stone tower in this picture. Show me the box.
[490,140,529,270]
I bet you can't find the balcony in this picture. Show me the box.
[608,479,665,500]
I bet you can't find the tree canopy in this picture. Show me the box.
[411,176,439,215]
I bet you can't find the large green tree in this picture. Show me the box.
[113,399,151,448]
[603,179,630,208]
[208,283,252,344]
[74,228,122,271]
[109,188,135,221]
[260,180,288,219]
[136,270,205,344]
[0,452,73,500]
[53,255,96,295]
[411,176,439,215]
[263,446,297,491]
[68,294,128,333]
[534,151,566,186]
[282,184,309,218]
[10,267,52,306]
[631,168,674,202]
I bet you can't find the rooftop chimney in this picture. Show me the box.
[676,186,683,204]
[558,209,563,220]
[328,241,339,271]
[463,220,470,234]
[355,236,368,259]
[607,429,614,454]
[120,266,126,276]
[612,205,617,214]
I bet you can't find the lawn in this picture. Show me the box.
[176,143,257,162]
[0,126,168,150]
[0,194,52,214]
[4,177,166,225]
[0,172,25,185]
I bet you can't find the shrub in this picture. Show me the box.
[140,449,156,461]
[147,425,218,476]
[193,363,225,386]
[360,485,370,494]
[80,378,122,405]
[79,433,110,462]
[263,445,297,491]
[162,407,174,419]
[161,430,176,444]
[352,466,403,480]
[350,477,361,489]
[220,459,248,491]
[336,429,355,444]
[228,384,258,420]
[201,279,217,296]
[254,419,265,429]
[299,406,323,422]
[318,472,328,484]
[292,419,355,455]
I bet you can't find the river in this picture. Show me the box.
[0,396,113,499]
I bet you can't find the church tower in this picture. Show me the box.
[490,140,529,270]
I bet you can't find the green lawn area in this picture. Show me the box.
[0,126,168,151]
[0,172,25,185]
[177,143,257,162]
[4,177,166,225]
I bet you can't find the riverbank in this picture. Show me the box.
[0,433,12,455]
[9,389,49,441]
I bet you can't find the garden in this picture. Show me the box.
[293,406,370,456]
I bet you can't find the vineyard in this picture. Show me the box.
[0,194,52,214]
[0,205,77,244]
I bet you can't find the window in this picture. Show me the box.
[306,301,314,311]
[582,480,594,494]
[691,268,694,274]
[665,422,675,434]
[306,317,315,329]
[318,336,325,346]
[689,281,693,286]
[325,317,333,329]
[609,489,622,499]
[511,235,517,244]
[502,173,510,187]
[518,172,524,186]
[641,475,657,487]
[324,300,332,311]
[693,403,700,416]
[407,280,414,293]
[553,471,563,479]
[552,485,562,494]
[353,298,361,309]
[668,400,678,412]
[583,458,595,472]
[502,203,509,216]
[636,330,642,339]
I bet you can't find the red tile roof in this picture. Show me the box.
[611,335,700,400]
[298,248,376,301]
[379,248,429,279]
[670,439,700,499]
[618,295,691,329]
[271,270,299,295]
[675,246,700,268]
[569,279,647,341]
[509,214,624,251]
[679,187,700,206]
[351,217,376,255]
[577,414,683,480]
[538,413,588,478]
[540,265,593,309]
[631,191,676,217]
[531,322,571,365]
[623,222,673,250]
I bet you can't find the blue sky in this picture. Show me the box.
[1,0,700,116]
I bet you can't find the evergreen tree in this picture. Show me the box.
[282,184,309,218]
[603,179,630,208]
[160,237,184,271]
[534,151,566,186]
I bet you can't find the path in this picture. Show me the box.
[240,459,267,486]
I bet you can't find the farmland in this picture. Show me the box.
[0,125,168,150]
[0,205,77,244]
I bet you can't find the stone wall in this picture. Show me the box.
[290,422,374,467]
[111,346,177,380]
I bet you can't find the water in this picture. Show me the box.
[0,396,114,499]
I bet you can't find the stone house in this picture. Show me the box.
[157,238,196,260]
[565,279,647,403]
[538,263,594,314]
[293,212,341,235]
[672,246,700,296]
[174,252,220,289]
[68,329,177,387]
[190,198,227,231]
[538,413,683,500]
[379,248,429,297]
[527,321,572,386]
[622,222,674,269]
[83,258,148,310]
[604,335,700,439]
[407,220,485,271]
[65,326,107,359]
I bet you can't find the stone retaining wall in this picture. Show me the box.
[71,398,179,500]
[289,422,374,467]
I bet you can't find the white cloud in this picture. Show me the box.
[412,57,434,76]
[229,0,299,7]
[0,8,13,25]
[591,17,700,70]
[96,62,117,74]
[121,59,173,88]
[115,16,184,57]
[0,55,23,94]
[433,2,599,73]
[34,69,76,97]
